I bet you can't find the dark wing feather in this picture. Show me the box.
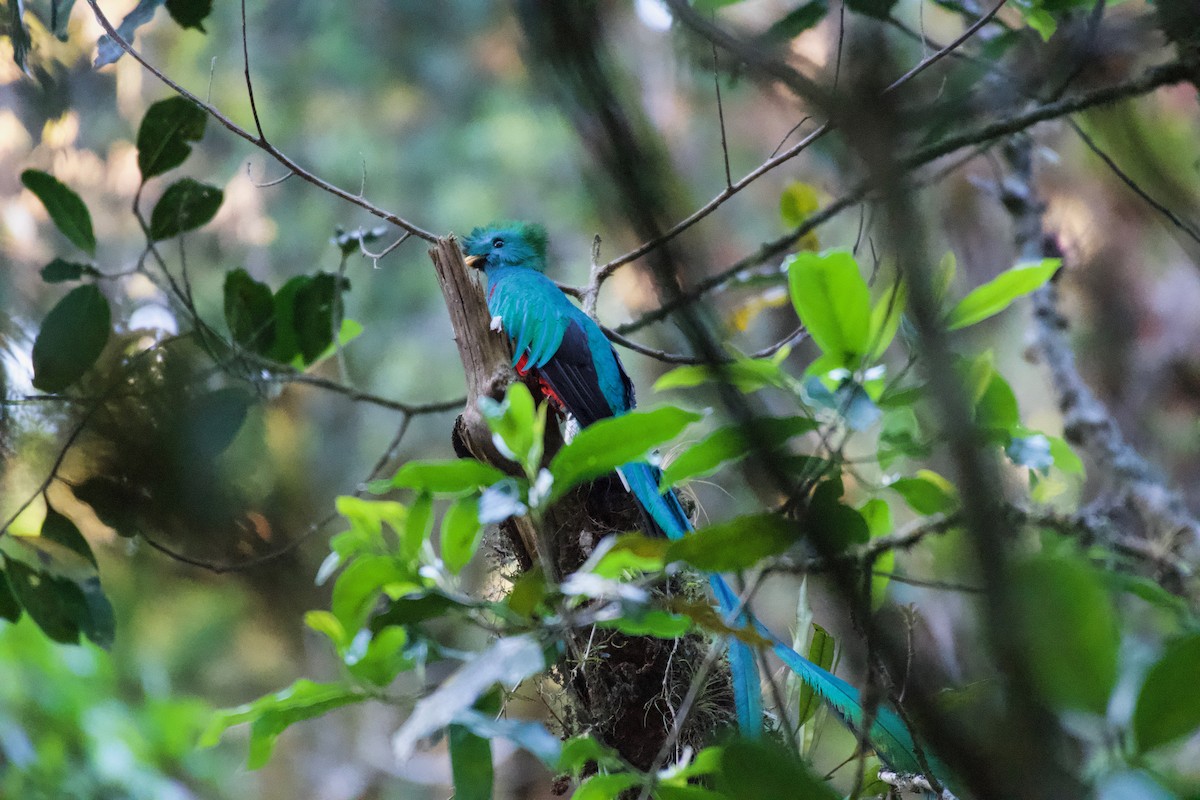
[537,320,618,427]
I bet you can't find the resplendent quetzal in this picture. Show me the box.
[461,221,938,776]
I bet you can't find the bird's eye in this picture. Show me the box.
[492,239,504,248]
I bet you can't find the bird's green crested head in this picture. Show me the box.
[462,221,549,272]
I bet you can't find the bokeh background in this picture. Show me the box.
[2,0,1199,797]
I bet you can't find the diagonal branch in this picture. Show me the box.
[82,0,438,243]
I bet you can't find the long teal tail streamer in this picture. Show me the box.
[618,461,939,777]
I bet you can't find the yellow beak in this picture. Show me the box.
[464,254,484,269]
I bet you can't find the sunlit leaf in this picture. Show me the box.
[441,495,483,573]
[548,406,703,501]
[200,679,365,768]
[786,250,871,369]
[330,555,420,632]
[21,170,96,255]
[31,284,111,392]
[946,259,1060,330]
[780,181,820,228]
[381,459,507,495]
[392,635,546,760]
[136,96,207,179]
[598,608,692,639]
[868,279,906,360]
[1047,435,1084,476]
[889,470,958,515]
[1134,634,1200,753]
[346,627,412,687]
[666,513,798,572]
[661,415,818,488]
[557,735,624,775]
[1013,555,1118,714]
[654,358,791,393]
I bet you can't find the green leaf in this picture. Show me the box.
[95,0,166,67]
[136,96,207,179]
[40,258,100,283]
[370,590,475,631]
[585,533,669,578]
[164,0,212,31]
[1013,555,1118,714]
[331,555,419,632]
[449,723,493,800]
[334,495,407,552]
[441,495,484,574]
[548,406,703,501]
[479,382,541,469]
[200,679,365,768]
[661,415,819,488]
[889,470,958,515]
[598,608,692,639]
[666,513,798,572]
[31,284,111,392]
[786,250,871,369]
[574,774,642,800]
[763,1,829,41]
[40,507,95,568]
[779,181,820,229]
[976,369,1020,433]
[713,739,839,800]
[293,273,347,365]
[1134,634,1200,753]
[392,635,546,760]
[557,735,624,775]
[653,358,790,393]
[346,626,412,687]
[223,268,275,353]
[265,275,307,362]
[796,624,835,725]
[21,170,96,255]
[1047,435,1084,476]
[404,493,434,563]
[868,279,906,360]
[946,259,1060,330]
[149,178,223,240]
[381,459,507,495]
[0,565,20,622]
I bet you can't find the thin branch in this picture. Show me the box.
[883,0,1008,94]
[83,0,439,242]
[712,41,732,189]
[603,325,805,364]
[262,369,464,416]
[1068,119,1200,247]
[141,509,340,575]
[246,159,295,188]
[613,60,1191,334]
[239,0,265,142]
[360,231,413,268]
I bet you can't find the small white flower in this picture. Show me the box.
[490,315,504,332]
[529,468,555,509]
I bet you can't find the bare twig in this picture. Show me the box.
[1068,119,1200,247]
[83,0,439,242]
